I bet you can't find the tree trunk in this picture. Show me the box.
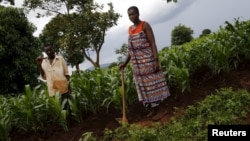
[76,64,80,73]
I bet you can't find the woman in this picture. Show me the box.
[119,6,170,118]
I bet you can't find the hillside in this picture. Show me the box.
[9,57,250,141]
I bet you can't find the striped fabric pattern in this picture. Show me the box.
[128,29,170,104]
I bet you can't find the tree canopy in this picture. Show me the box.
[0,0,177,6]
[115,43,128,62]
[0,0,14,5]
[0,6,40,94]
[171,24,194,45]
[24,0,121,69]
[199,29,212,38]
[39,14,85,72]
[167,0,177,3]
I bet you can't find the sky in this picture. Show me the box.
[2,0,250,73]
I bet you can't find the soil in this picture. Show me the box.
[10,58,250,141]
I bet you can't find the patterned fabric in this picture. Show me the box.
[128,21,170,105]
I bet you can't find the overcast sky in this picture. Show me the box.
[3,0,250,73]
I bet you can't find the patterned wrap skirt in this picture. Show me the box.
[128,31,170,104]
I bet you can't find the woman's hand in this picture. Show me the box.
[119,63,126,71]
[153,59,160,72]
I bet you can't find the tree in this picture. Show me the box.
[0,0,14,5]
[166,0,178,3]
[39,14,85,73]
[0,0,177,5]
[0,6,40,94]
[108,62,118,68]
[171,24,194,45]
[199,29,212,38]
[115,43,128,62]
[23,0,121,69]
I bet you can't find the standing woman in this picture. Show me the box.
[119,6,170,118]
